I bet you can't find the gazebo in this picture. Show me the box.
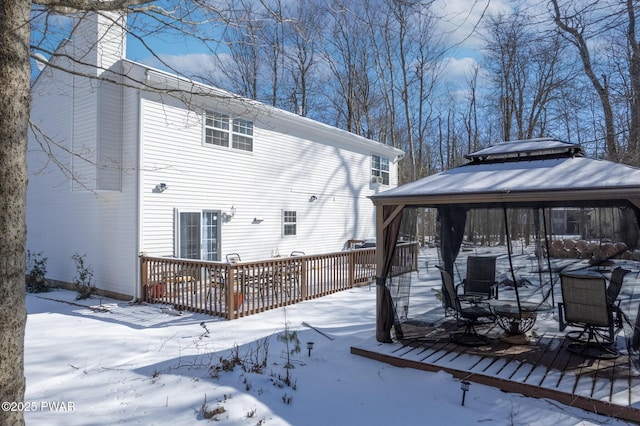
[370,138,640,343]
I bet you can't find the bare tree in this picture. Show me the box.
[364,0,444,182]
[462,66,480,153]
[0,1,31,423]
[211,1,262,100]
[3,1,230,423]
[282,0,325,116]
[483,12,575,141]
[258,0,286,107]
[324,1,377,134]
[367,0,400,148]
[625,0,640,162]
[550,0,620,158]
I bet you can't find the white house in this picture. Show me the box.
[27,12,403,299]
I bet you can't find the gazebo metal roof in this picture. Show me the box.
[371,138,640,210]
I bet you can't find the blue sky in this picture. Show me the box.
[31,0,519,92]
[120,0,516,91]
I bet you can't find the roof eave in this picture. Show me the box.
[370,187,640,208]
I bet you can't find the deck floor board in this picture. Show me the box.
[351,317,640,423]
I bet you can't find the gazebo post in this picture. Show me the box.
[375,202,405,342]
[375,203,386,342]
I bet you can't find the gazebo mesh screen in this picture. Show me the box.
[387,207,418,330]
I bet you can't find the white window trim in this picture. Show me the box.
[203,109,254,152]
[282,210,297,237]
[174,208,222,261]
[371,154,390,185]
[203,111,230,148]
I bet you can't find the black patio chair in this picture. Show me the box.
[607,267,631,328]
[437,266,495,346]
[462,256,498,300]
[558,272,621,359]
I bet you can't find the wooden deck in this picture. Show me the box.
[352,316,640,423]
[140,242,418,319]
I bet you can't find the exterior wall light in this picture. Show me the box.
[223,205,236,222]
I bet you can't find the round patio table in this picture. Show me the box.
[489,301,539,344]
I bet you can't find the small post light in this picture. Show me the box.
[460,380,470,406]
[200,321,210,336]
[306,341,314,356]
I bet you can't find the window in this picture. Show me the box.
[179,212,201,259]
[204,111,229,147]
[232,118,253,151]
[283,210,297,236]
[371,154,389,185]
[204,110,253,152]
[177,210,220,261]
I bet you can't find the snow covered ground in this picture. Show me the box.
[23,247,636,425]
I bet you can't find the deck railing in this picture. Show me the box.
[140,242,418,319]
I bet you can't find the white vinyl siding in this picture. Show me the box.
[139,91,400,262]
[97,79,123,190]
[29,68,400,297]
[27,60,139,297]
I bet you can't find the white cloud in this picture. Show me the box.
[440,56,480,84]
[432,0,513,50]
[139,53,220,80]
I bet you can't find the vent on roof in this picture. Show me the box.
[465,138,584,164]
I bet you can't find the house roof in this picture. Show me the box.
[125,61,404,159]
[370,138,640,209]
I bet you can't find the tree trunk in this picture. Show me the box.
[626,0,640,163]
[0,0,30,424]
[550,0,618,158]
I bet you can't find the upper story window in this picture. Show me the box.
[204,111,230,147]
[204,110,253,152]
[232,118,253,151]
[371,154,389,185]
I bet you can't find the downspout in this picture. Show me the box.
[133,88,143,302]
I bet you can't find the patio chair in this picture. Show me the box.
[607,267,631,328]
[273,257,303,301]
[462,256,498,300]
[224,253,249,299]
[437,266,495,346]
[558,272,620,359]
